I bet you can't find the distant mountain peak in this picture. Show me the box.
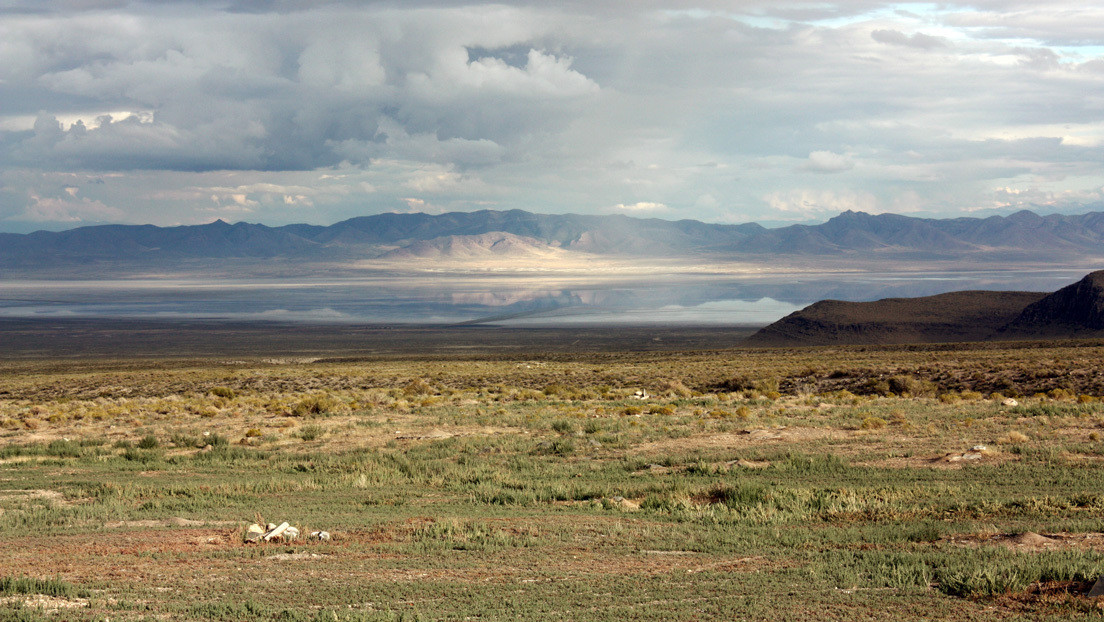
[3,207,1104,270]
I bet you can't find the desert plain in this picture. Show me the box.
[2,324,1104,620]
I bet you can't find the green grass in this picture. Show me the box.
[4,344,1104,620]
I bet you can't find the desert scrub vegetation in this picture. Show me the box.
[5,343,1104,620]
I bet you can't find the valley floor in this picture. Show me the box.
[3,333,1104,620]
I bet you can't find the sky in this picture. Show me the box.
[0,1,1102,233]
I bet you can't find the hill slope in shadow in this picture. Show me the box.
[746,271,1104,345]
[1001,271,1104,338]
[746,291,1047,346]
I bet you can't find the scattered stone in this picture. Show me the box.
[283,526,300,540]
[263,521,290,542]
[310,530,332,541]
[244,523,266,542]
[971,445,988,452]
[631,389,649,400]
[944,451,984,462]
[1002,398,1019,407]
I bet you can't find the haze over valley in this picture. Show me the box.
[1,208,1099,326]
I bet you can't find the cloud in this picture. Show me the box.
[20,192,124,223]
[802,151,854,173]
[613,202,668,212]
[1,1,1104,230]
[871,29,948,50]
[990,185,1104,211]
[764,189,880,218]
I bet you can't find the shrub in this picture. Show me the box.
[403,378,433,396]
[137,435,159,449]
[292,394,337,416]
[861,417,887,430]
[550,420,575,434]
[662,380,693,398]
[209,387,236,399]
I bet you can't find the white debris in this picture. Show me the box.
[263,521,290,542]
[310,530,332,541]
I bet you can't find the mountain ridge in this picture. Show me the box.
[3,208,1104,268]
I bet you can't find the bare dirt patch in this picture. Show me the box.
[0,594,89,611]
[0,488,69,505]
[945,532,1104,552]
[631,427,845,455]
[103,517,238,529]
[266,552,326,561]
[995,580,1104,615]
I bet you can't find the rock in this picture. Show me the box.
[945,451,984,462]
[971,445,988,452]
[263,521,290,542]
[310,530,332,541]
[266,523,277,531]
[1002,398,1019,406]
[283,526,300,541]
[244,523,265,543]
[1088,575,1104,597]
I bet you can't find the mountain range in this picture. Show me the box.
[3,208,1104,270]
[748,270,1104,346]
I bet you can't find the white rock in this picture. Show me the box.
[263,521,290,542]
[1002,398,1019,406]
[971,445,988,452]
[283,526,300,541]
[310,530,332,541]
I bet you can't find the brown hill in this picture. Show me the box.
[1001,270,1104,337]
[747,290,1047,346]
